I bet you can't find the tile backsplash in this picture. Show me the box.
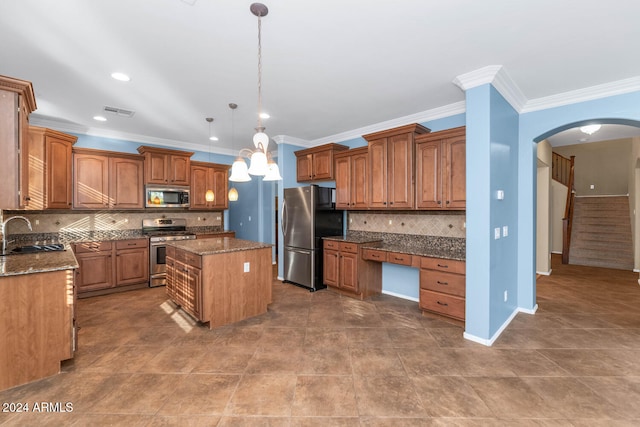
[348,211,466,238]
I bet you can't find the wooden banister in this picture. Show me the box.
[561,155,576,264]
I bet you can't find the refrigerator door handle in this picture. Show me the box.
[281,199,287,236]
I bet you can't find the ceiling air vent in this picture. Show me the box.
[103,106,135,118]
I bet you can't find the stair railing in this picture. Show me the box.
[561,155,576,264]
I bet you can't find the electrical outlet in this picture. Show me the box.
[388,220,392,225]
[503,225,508,237]
[35,219,39,225]
[494,228,500,240]
[504,290,508,302]
[244,262,250,273]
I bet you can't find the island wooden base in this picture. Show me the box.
[0,270,74,391]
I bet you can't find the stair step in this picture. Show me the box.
[569,256,634,270]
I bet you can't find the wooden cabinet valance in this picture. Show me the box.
[295,143,348,182]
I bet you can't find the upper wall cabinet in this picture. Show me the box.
[28,126,77,210]
[295,143,349,182]
[73,148,145,209]
[190,161,230,210]
[334,147,369,210]
[415,126,466,210]
[0,75,37,209]
[137,146,193,186]
[363,124,430,209]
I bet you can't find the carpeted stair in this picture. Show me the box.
[569,196,634,270]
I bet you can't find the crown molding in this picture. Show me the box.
[453,65,527,112]
[271,135,311,148]
[452,65,502,91]
[521,76,640,113]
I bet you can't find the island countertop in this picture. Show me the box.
[169,237,272,256]
[0,246,78,277]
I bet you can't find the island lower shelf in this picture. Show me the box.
[166,238,272,328]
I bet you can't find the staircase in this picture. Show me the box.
[569,196,634,270]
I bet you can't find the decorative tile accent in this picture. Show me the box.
[348,211,466,238]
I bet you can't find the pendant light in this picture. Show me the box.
[227,103,240,201]
[205,117,215,202]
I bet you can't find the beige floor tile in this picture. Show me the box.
[225,375,297,416]
[290,375,358,417]
[353,376,426,417]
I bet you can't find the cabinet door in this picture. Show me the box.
[184,266,202,319]
[212,167,228,209]
[145,152,169,184]
[296,154,313,182]
[312,150,332,180]
[323,249,339,287]
[189,164,209,209]
[415,140,442,209]
[47,136,73,209]
[169,155,190,186]
[351,151,368,209]
[73,153,109,209]
[443,136,466,209]
[166,257,176,300]
[334,155,351,209]
[115,247,149,286]
[109,156,144,209]
[387,133,413,209]
[339,252,358,292]
[368,138,387,208]
[76,252,114,293]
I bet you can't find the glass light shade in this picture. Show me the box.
[228,187,239,201]
[248,151,268,176]
[229,158,251,182]
[253,131,269,151]
[580,124,601,135]
[205,189,215,202]
[263,161,282,181]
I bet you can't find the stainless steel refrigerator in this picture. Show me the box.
[282,185,343,291]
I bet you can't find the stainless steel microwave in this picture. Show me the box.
[145,186,190,208]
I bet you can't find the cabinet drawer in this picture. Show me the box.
[74,241,112,253]
[420,270,465,297]
[166,245,175,258]
[185,252,202,268]
[420,257,465,274]
[362,248,387,262]
[420,289,465,320]
[116,238,148,250]
[324,240,340,250]
[339,242,358,253]
[387,252,412,266]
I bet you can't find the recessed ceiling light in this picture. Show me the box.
[209,136,219,141]
[580,124,601,135]
[93,115,107,122]
[259,112,270,119]
[111,72,131,82]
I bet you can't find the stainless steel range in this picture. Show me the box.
[142,218,196,287]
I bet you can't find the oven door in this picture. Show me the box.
[149,242,167,287]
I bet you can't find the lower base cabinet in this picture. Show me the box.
[166,245,202,319]
[323,240,382,300]
[73,238,149,297]
[419,257,466,321]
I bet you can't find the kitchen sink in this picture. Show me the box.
[3,243,66,255]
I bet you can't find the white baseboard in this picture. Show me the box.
[463,304,538,346]
[536,269,552,276]
[381,290,419,302]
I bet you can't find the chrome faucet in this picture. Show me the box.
[1,216,33,255]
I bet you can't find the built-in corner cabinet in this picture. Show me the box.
[415,126,466,210]
[363,124,431,209]
[323,239,382,300]
[28,126,77,209]
[295,143,349,182]
[0,75,37,209]
[137,146,193,186]
[190,161,230,210]
[73,148,145,209]
[334,147,369,209]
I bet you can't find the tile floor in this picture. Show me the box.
[2,255,640,425]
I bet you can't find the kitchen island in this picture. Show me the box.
[166,237,272,328]
[0,248,78,391]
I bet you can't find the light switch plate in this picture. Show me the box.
[494,228,501,240]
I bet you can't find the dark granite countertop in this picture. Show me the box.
[323,231,465,261]
[169,238,272,256]
[0,245,78,277]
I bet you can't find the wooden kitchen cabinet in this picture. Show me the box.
[137,146,193,186]
[74,238,149,297]
[323,239,382,299]
[73,148,144,209]
[419,256,466,320]
[363,123,430,209]
[415,126,466,210]
[334,147,368,209]
[190,161,230,210]
[0,75,37,209]
[28,126,77,209]
[295,143,348,182]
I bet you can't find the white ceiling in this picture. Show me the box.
[2,0,640,155]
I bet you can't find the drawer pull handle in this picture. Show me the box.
[436,301,449,307]
[437,264,449,268]
[372,254,380,258]
[394,257,403,261]
[437,281,449,285]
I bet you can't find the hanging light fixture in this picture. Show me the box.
[227,103,240,201]
[205,117,215,202]
[580,124,601,135]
